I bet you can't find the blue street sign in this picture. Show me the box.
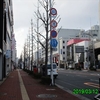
[51,30,57,38]
[50,39,58,48]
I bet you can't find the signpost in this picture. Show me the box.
[50,2,58,85]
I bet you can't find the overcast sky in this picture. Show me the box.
[13,0,99,58]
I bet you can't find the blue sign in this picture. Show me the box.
[6,50,11,59]
[51,30,57,38]
[50,39,58,48]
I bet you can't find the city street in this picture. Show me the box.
[55,69,100,100]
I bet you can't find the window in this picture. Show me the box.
[63,46,65,49]
[63,41,65,43]
[63,57,65,60]
[63,52,65,54]
[93,34,97,36]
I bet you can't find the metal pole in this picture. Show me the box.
[50,0,54,85]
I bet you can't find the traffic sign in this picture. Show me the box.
[50,39,58,48]
[51,30,57,38]
[50,8,57,15]
[50,20,57,28]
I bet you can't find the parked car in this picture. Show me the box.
[42,63,58,78]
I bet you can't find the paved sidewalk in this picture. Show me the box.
[0,69,83,100]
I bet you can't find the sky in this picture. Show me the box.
[13,0,99,58]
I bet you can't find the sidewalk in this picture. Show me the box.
[0,69,83,100]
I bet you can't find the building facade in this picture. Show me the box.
[0,0,14,80]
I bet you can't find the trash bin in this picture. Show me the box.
[33,68,38,73]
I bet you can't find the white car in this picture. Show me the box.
[47,63,58,78]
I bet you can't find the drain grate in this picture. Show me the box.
[37,94,57,98]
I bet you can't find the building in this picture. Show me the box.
[53,29,82,67]
[0,0,14,80]
[67,38,89,69]
[11,34,16,70]
[6,0,14,73]
[67,25,99,69]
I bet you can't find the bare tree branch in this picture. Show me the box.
[58,26,62,33]
[34,29,46,40]
[32,33,46,49]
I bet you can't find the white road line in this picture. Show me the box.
[18,70,30,100]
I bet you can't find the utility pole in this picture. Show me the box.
[31,19,33,71]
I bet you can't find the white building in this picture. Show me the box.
[6,0,14,75]
[11,34,16,69]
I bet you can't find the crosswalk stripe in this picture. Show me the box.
[84,82,99,88]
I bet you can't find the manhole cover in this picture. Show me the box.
[37,94,57,98]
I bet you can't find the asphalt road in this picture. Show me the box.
[55,69,100,100]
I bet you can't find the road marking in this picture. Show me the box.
[84,82,99,88]
[18,70,30,100]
